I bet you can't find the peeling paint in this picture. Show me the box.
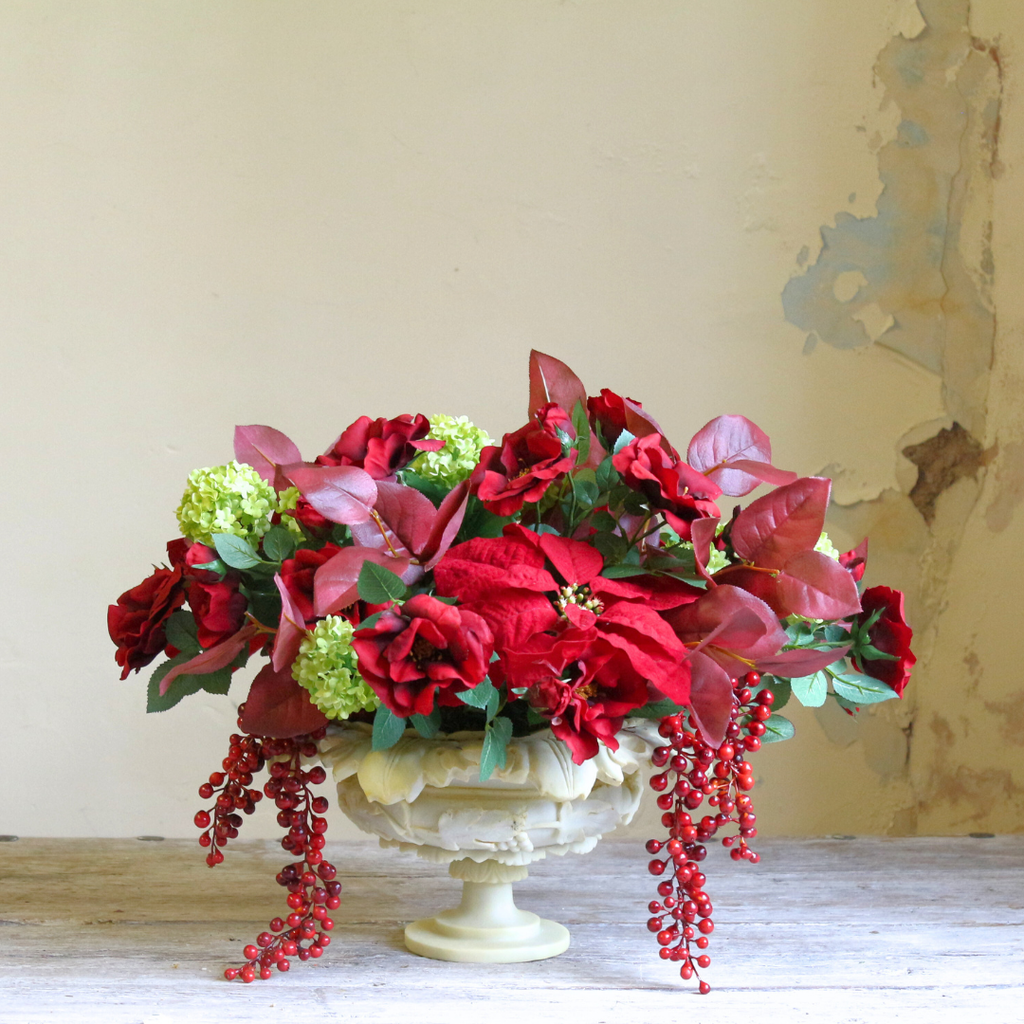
[984,440,1024,532]
[902,421,995,523]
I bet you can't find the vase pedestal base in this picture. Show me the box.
[403,876,570,963]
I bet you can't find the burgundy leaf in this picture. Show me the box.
[271,574,307,673]
[757,644,851,677]
[422,481,471,569]
[622,397,664,440]
[158,623,259,695]
[686,650,734,747]
[776,550,862,620]
[313,546,411,617]
[234,425,303,491]
[372,481,436,557]
[528,350,588,418]
[287,464,378,526]
[731,477,831,569]
[240,662,329,738]
[722,459,798,490]
[688,516,720,586]
[687,416,773,496]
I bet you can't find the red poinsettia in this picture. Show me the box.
[854,586,915,697]
[352,594,494,718]
[318,414,442,481]
[503,628,652,764]
[472,404,577,516]
[434,525,695,701]
[108,548,187,679]
[612,434,721,540]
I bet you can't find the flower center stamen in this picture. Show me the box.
[555,583,604,617]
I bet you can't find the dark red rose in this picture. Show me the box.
[284,495,333,534]
[472,404,576,516]
[839,538,868,582]
[612,433,721,540]
[352,594,494,718]
[504,628,651,764]
[853,586,915,697]
[318,414,442,481]
[587,388,639,447]
[189,578,248,649]
[279,544,341,624]
[108,565,186,679]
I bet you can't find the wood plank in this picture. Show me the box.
[1,837,1021,1023]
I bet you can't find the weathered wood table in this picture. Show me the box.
[1,836,1021,1023]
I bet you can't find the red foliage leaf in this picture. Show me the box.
[623,397,664,440]
[686,650,734,747]
[687,416,774,497]
[528,350,588,419]
[240,661,329,738]
[688,516,721,586]
[756,644,851,677]
[730,477,831,569]
[234,425,303,490]
[371,481,436,557]
[286,465,378,526]
[422,481,471,569]
[711,566,785,615]
[776,550,862,620]
[723,459,798,489]
[433,534,558,605]
[158,623,259,695]
[313,547,411,617]
[272,574,307,673]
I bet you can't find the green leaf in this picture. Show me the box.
[262,525,297,563]
[199,667,232,695]
[833,693,862,714]
[571,400,591,466]
[571,473,599,507]
[622,489,647,516]
[824,624,850,644]
[601,563,649,578]
[613,429,636,455]
[191,558,228,578]
[164,611,201,657]
[479,716,514,781]
[626,698,685,721]
[357,560,407,604]
[146,655,203,713]
[595,456,620,493]
[790,671,828,707]
[457,678,497,712]
[410,708,442,739]
[457,497,512,542]
[212,533,265,570]
[760,675,792,711]
[831,672,899,704]
[857,644,899,662]
[593,531,629,562]
[400,470,449,509]
[353,609,386,632]
[371,706,407,751]
[761,714,796,744]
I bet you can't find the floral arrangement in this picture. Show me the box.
[109,351,914,992]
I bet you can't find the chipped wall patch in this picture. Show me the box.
[902,422,996,524]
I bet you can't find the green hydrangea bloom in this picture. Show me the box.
[814,532,841,560]
[409,414,494,489]
[661,525,730,574]
[176,461,278,547]
[292,616,379,720]
[276,486,306,541]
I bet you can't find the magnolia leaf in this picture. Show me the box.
[790,671,828,708]
[164,611,201,656]
[287,464,378,526]
[777,550,862,620]
[831,672,900,704]
[240,662,330,738]
[212,533,264,570]
[371,706,407,751]
[457,678,497,712]
[357,559,407,605]
[479,716,514,781]
[262,525,297,563]
[756,644,851,677]
[314,547,411,618]
[760,713,796,744]
[687,415,774,497]
[731,477,832,570]
[234,424,303,490]
[528,350,588,419]
[410,709,442,739]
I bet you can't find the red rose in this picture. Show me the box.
[472,404,577,516]
[854,586,915,697]
[318,414,442,481]
[504,628,650,764]
[587,388,642,448]
[612,433,721,540]
[108,565,186,679]
[352,594,494,718]
[280,544,341,624]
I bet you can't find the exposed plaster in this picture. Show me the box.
[902,421,995,523]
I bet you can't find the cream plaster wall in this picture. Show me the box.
[0,1,1020,840]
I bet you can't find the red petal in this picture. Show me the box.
[240,662,329,738]
[731,477,831,569]
[539,534,604,586]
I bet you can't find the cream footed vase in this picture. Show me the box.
[316,720,660,963]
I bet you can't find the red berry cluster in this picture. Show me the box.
[193,708,337,984]
[645,672,773,994]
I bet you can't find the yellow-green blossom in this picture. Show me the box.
[292,616,379,720]
[814,532,841,561]
[176,461,277,547]
[276,486,306,541]
[409,414,494,489]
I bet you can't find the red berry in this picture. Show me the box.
[699,980,711,995]
[223,967,239,981]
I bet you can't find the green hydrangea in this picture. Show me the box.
[814,532,841,560]
[661,525,730,574]
[292,616,379,720]
[409,414,494,489]
[176,461,278,547]
[276,486,306,540]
